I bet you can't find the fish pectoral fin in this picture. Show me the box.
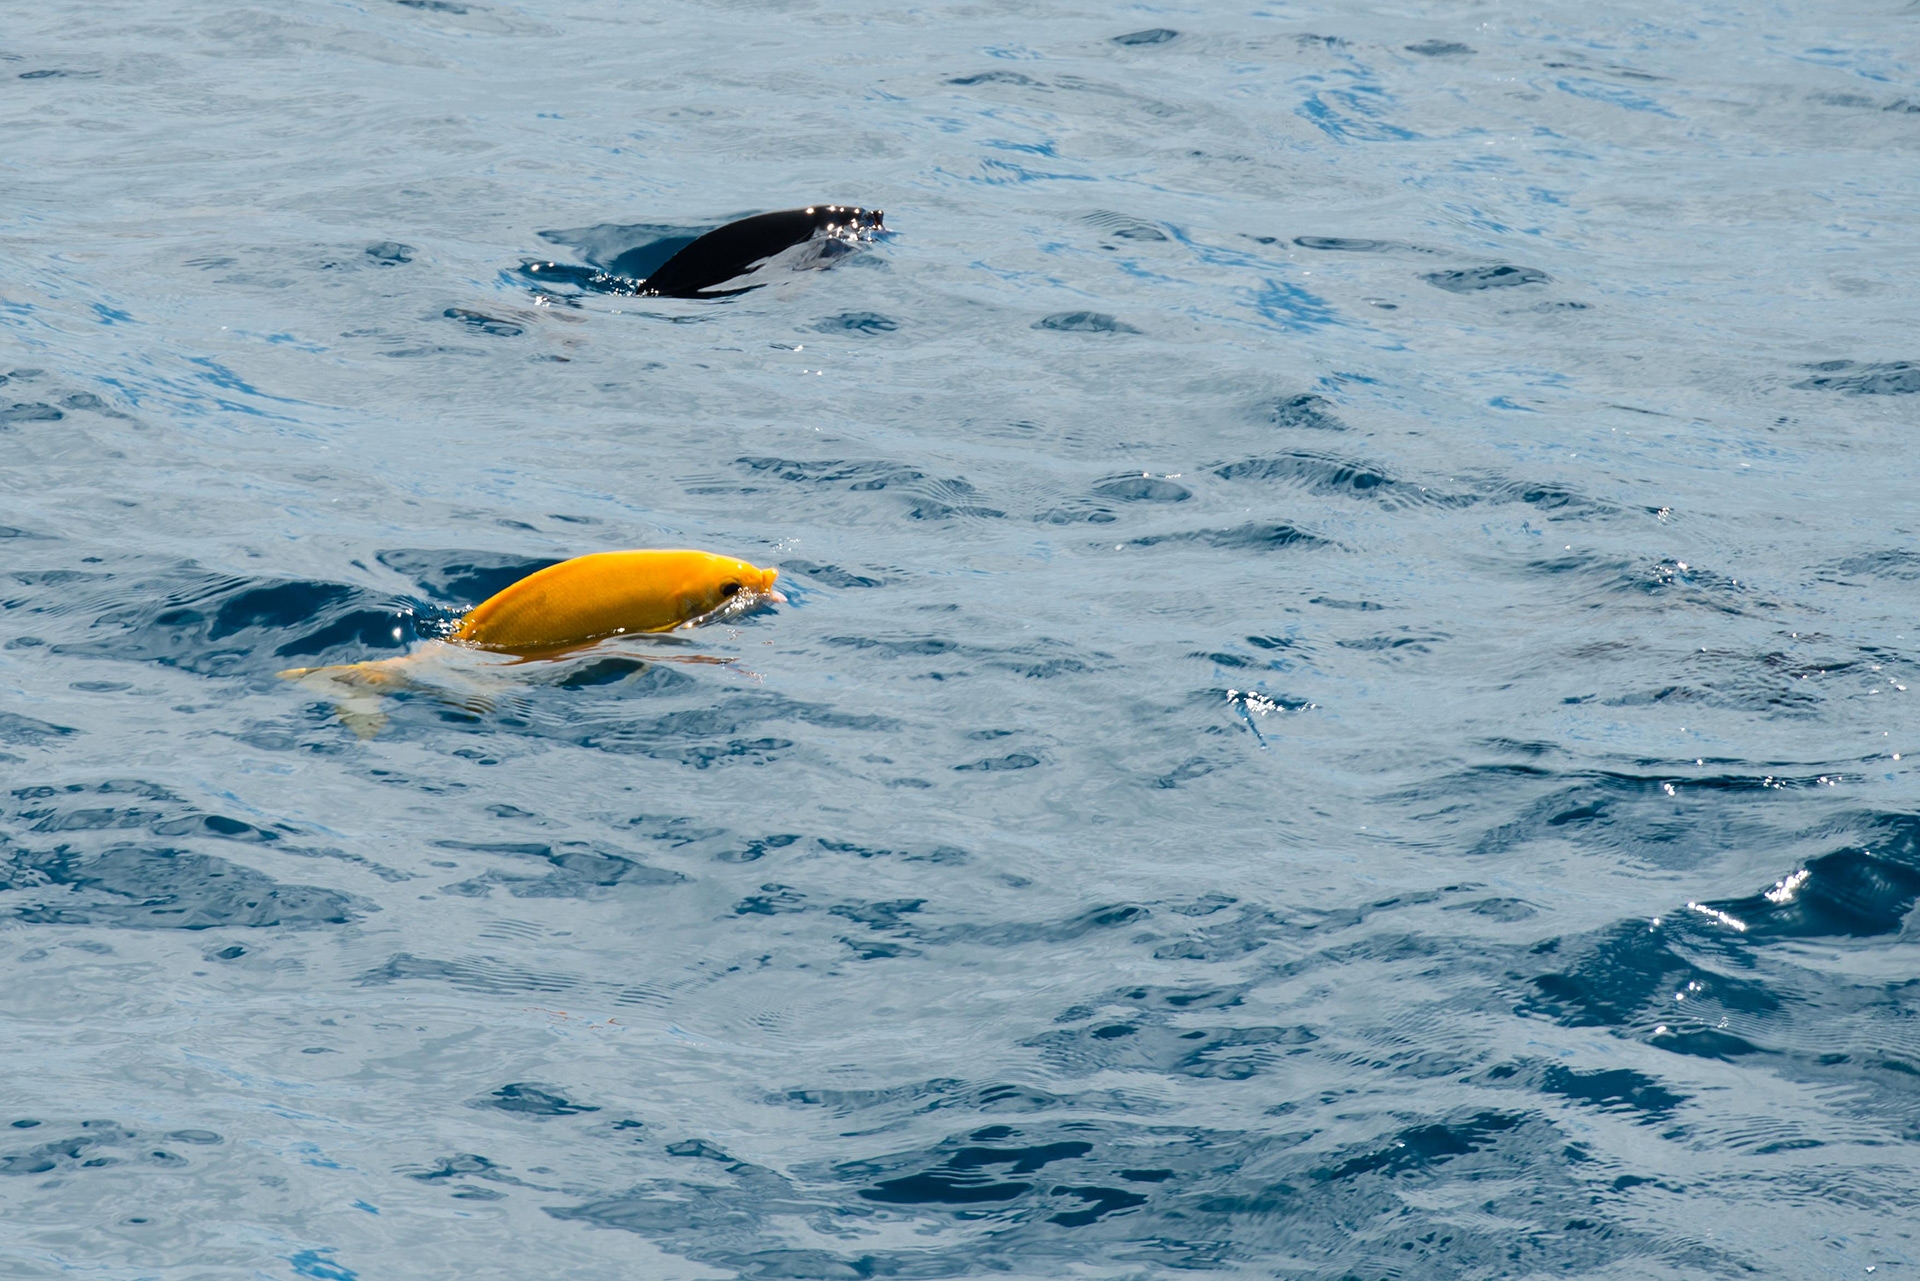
[278,657,418,693]
[333,696,391,740]
[280,659,419,738]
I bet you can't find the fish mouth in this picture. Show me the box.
[683,585,785,630]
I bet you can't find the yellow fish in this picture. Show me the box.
[280,549,782,736]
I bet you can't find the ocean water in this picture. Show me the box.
[4,0,1919,1276]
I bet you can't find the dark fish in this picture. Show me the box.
[639,205,884,298]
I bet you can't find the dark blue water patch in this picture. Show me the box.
[551,656,687,690]
[780,560,889,588]
[287,1248,358,1281]
[712,833,804,864]
[1538,1065,1687,1118]
[1213,451,1415,503]
[832,948,911,982]
[1033,311,1140,333]
[536,220,716,275]
[544,1109,1664,1276]
[378,342,490,360]
[431,838,686,898]
[374,548,561,608]
[1510,824,1920,1041]
[1505,551,1756,614]
[56,390,127,419]
[1700,847,1920,938]
[813,311,897,333]
[734,455,993,515]
[449,810,788,870]
[953,752,1041,771]
[1188,648,1279,671]
[5,782,405,893]
[18,69,100,80]
[827,898,925,933]
[38,564,428,676]
[901,496,1006,521]
[1,842,364,929]
[1406,40,1474,56]
[733,883,806,915]
[947,70,1043,87]
[382,687,895,769]
[1149,902,1329,962]
[1057,981,1248,1023]
[1595,645,1873,717]
[815,837,968,864]
[1424,265,1549,292]
[1292,236,1399,252]
[0,712,78,746]
[482,1084,599,1117]
[1824,549,1920,580]
[0,1121,201,1177]
[1297,86,1420,143]
[772,1078,1096,1118]
[860,1138,1094,1204]
[1264,392,1347,430]
[1455,768,1804,865]
[1044,1184,1148,1226]
[1476,478,1619,518]
[396,0,468,12]
[1083,210,1169,242]
[1793,360,1920,395]
[1645,1027,1772,1060]
[364,241,412,265]
[1314,1111,1521,1181]
[356,953,577,995]
[515,260,623,294]
[1443,895,1538,921]
[1090,475,1189,502]
[1126,523,1331,551]
[1035,500,1117,525]
[1623,558,1753,607]
[822,633,1100,680]
[443,308,524,337]
[1,402,64,425]
[1334,629,1449,658]
[1112,28,1177,45]
[1028,1019,1315,1080]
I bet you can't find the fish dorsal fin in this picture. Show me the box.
[641,206,882,298]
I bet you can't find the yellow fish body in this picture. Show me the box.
[280,548,781,735]
[453,549,781,653]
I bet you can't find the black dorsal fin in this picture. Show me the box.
[640,205,883,298]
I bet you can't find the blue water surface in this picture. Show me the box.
[4,1,1920,1277]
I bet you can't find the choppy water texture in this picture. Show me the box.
[4,1,1919,1277]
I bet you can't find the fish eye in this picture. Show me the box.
[719,580,741,598]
